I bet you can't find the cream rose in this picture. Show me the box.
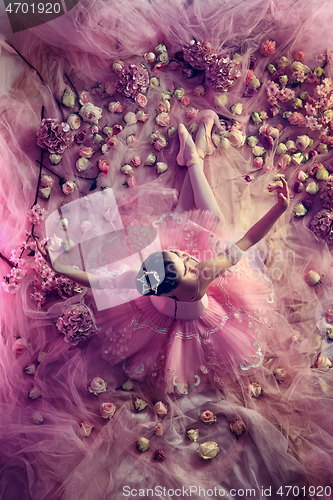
[198,441,219,460]
[231,102,243,115]
[88,377,107,395]
[293,203,308,218]
[136,437,150,452]
[286,140,297,153]
[252,146,266,157]
[155,113,170,127]
[134,398,147,412]
[306,270,321,286]
[62,180,76,194]
[79,102,103,124]
[30,411,44,425]
[24,363,36,375]
[276,143,287,155]
[156,162,168,174]
[122,379,134,391]
[246,136,259,148]
[295,135,312,151]
[100,402,116,419]
[248,382,262,397]
[200,410,217,425]
[67,114,81,130]
[186,429,199,442]
[29,387,41,400]
[228,129,245,147]
[124,112,137,125]
[121,164,134,176]
[79,421,94,437]
[306,181,320,195]
[153,401,168,417]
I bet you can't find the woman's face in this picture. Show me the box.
[164,249,198,283]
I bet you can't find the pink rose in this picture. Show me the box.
[39,186,51,200]
[158,100,171,113]
[24,363,36,375]
[100,402,116,419]
[181,96,190,107]
[89,377,107,395]
[112,60,124,73]
[155,112,170,127]
[154,423,164,436]
[154,134,168,151]
[198,441,219,460]
[62,180,76,195]
[305,270,321,286]
[136,110,149,122]
[185,107,199,121]
[113,124,123,135]
[98,159,110,175]
[135,93,148,107]
[200,410,217,425]
[106,136,118,148]
[29,387,41,400]
[76,158,90,172]
[126,134,138,147]
[67,113,81,130]
[230,418,246,436]
[153,401,168,417]
[294,51,305,62]
[124,112,137,125]
[108,101,123,113]
[79,146,94,158]
[79,102,102,124]
[14,338,28,354]
[41,175,54,187]
[127,176,137,187]
[254,157,264,168]
[79,90,89,105]
[131,156,141,167]
[79,421,94,437]
[273,368,287,382]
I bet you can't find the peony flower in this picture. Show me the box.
[228,129,245,147]
[155,112,170,127]
[24,363,36,375]
[154,401,168,417]
[30,411,43,424]
[62,90,75,108]
[310,209,333,242]
[112,60,124,73]
[260,39,276,57]
[29,387,41,400]
[306,270,321,286]
[315,356,332,371]
[37,119,73,155]
[100,402,116,419]
[248,382,262,397]
[230,418,246,436]
[115,63,149,98]
[156,162,168,174]
[136,437,149,452]
[306,181,320,195]
[79,421,94,437]
[79,103,102,124]
[198,441,219,460]
[273,368,287,382]
[154,423,164,436]
[320,176,333,209]
[108,101,123,113]
[134,398,147,412]
[186,429,199,442]
[200,410,217,425]
[154,448,166,461]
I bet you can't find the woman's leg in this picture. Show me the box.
[175,170,195,213]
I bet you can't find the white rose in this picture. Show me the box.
[306,181,320,195]
[277,154,291,170]
[122,379,134,391]
[252,146,266,156]
[124,112,137,125]
[306,270,321,286]
[29,387,41,400]
[156,162,168,174]
[231,103,243,115]
[276,143,287,155]
[134,398,147,412]
[249,76,260,88]
[136,437,150,452]
[270,128,280,139]
[76,157,90,172]
[315,355,332,371]
[317,143,329,154]
[153,401,168,417]
[286,140,297,153]
[292,152,303,165]
[198,441,219,460]
[88,377,107,395]
[186,429,199,442]
[228,129,245,147]
[79,102,103,124]
[121,164,134,176]
[67,114,81,130]
[316,167,329,181]
[295,135,312,151]
[293,202,308,218]
[290,61,305,75]
[39,186,51,199]
[30,411,44,424]
[49,154,62,165]
[246,136,259,148]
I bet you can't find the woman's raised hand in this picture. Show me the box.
[268,177,290,209]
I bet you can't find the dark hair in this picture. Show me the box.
[136,251,181,296]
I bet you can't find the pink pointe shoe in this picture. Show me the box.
[177,124,202,167]
[194,109,220,159]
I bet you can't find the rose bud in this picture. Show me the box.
[136,437,150,452]
[174,88,185,100]
[198,441,220,460]
[150,77,159,87]
[273,368,287,382]
[293,202,308,218]
[327,328,333,340]
[126,134,138,147]
[131,156,141,167]
[29,387,41,400]
[298,171,308,183]
[181,96,191,107]
[315,355,333,371]
[154,448,166,461]
[326,308,333,323]
[62,180,76,195]
[156,162,168,174]
[306,181,319,195]
[153,401,168,417]
[63,239,76,253]
[167,126,177,137]
[39,187,51,201]
[154,423,164,437]
[144,52,156,63]
[193,85,205,96]
[24,363,36,375]
[308,163,323,177]
[286,140,297,153]
[185,107,199,121]
[103,126,113,137]
[88,377,107,395]
[112,60,124,73]
[145,153,157,166]
[316,167,329,181]
[106,136,118,148]
[122,379,134,391]
[100,402,116,419]
[306,270,321,286]
[186,429,199,442]
[79,146,94,158]
[254,157,264,168]
[113,124,123,135]
[200,410,217,425]
[62,90,75,108]
[121,164,134,176]
[79,421,94,437]
[248,382,262,397]
[49,154,62,165]
[13,338,28,354]
[30,411,43,425]
[98,159,110,175]
[230,418,246,436]
[134,398,147,412]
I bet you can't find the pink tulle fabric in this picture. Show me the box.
[1,0,333,498]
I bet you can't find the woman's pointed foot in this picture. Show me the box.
[195,110,220,159]
[177,124,202,167]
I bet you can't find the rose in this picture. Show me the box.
[293,181,304,194]
[61,180,76,195]
[62,90,75,108]
[24,363,36,375]
[279,75,288,86]
[293,98,303,109]
[157,51,169,65]
[75,131,86,145]
[154,449,166,461]
[306,270,321,285]
[67,114,81,130]
[145,153,157,166]
[29,387,41,400]
[131,156,141,167]
[155,113,170,127]
[154,423,164,436]
[276,143,287,155]
[150,77,159,87]
[260,39,276,57]
[316,168,329,181]
[180,96,190,107]
[136,437,149,452]
[30,411,43,424]
[228,129,245,147]
[80,221,94,233]
[296,135,312,151]
[79,421,94,437]
[294,50,305,62]
[112,60,124,73]
[298,171,309,183]
[267,64,276,74]
[292,153,303,165]
[126,135,137,147]
[98,159,110,175]
[112,125,123,136]
[134,398,147,412]
[144,52,156,63]
[79,146,94,158]
[41,175,54,187]
[154,401,168,417]
[198,441,219,460]
[153,135,168,152]
[135,93,148,107]
[186,429,199,442]
[104,81,116,96]
[254,157,264,168]
[49,154,62,165]
[103,126,113,137]
[79,90,89,105]
[315,356,332,371]
[273,368,287,382]
[248,382,262,397]
[326,308,333,323]
[121,164,134,176]
[127,176,137,187]
[89,377,107,395]
[79,103,102,124]
[306,181,320,195]
[285,140,297,153]
[293,203,308,218]
[123,112,136,125]
[185,107,199,121]
[193,85,205,96]
[200,410,217,424]
[230,418,246,436]
[317,143,329,154]
[103,208,117,221]
[14,338,28,354]
[252,146,265,156]
[39,187,51,200]
[156,162,168,174]
[174,88,185,100]
[231,103,243,115]
[48,235,63,252]
[246,136,259,148]
[251,112,262,125]
[276,55,289,69]
[100,402,116,419]
[158,100,171,113]
[136,110,148,122]
[106,137,118,149]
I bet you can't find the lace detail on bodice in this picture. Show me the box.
[150,294,209,320]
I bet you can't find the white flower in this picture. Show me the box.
[49,154,62,165]
[317,143,329,154]
[100,402,116,419]
[48,235,63,252]
[316,167,329,181]
[276,143,287,155]
[156,162,168,174]
[29,387,41,400]
[270,128,280,139]
[292,152,303,165]
[231,103,243,115]
[134,398,147,412]
[248,382,262,397]
[246,136,259,148]
[216,93,228,107]
[228,129,245,147]
[24,363,36,375]
[88,377,107,395]
[63,239,76,253]
[67,114,81,130]
[30,411,44,424]
[252,146,266,157]
[198,441,219,460]
[79,102,103,124]
[136,437,149,452]
[124,112,137,125]
[286,140,297,153]
[186,429,199,442]
[306,181,320,195]
[76,157,90,172]
[122,379,134,391]
[251,112,262,125]
[306,270,321,286]
[295,135,312,151]
[293,203,308,218]
[62,90,75,108]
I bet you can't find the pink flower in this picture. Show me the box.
[106,136,118,148]
[277,88,295,102]
[98,159,110,175]
[13,338,28,354]
[306,73,320,84]
[230,418,246,436]
[89,377,107,396]
[205,56,241,92]
[293,51,305,62]
[200,410,217,425]
[113,124,123,135]
[154,134,168,151]
[24,363,36,375]
[266,82,278,97]
[185,107,199,121]
[79,421,94,437]
[193,85,205,96]
[144,52,156,64]
[115,63,149,98]
[153,401,168,417]
[61,180,76,195]
[183,39,217,70]
[273,368,287,382]
[154,423,164,436]
[135,93,148,107]
[79,103,103,124]
[80,221,94,233]
[126,134,138,147]
[248,382,262,397]
[79,90,89,105]
[288,112,305,126]
[180,96,190,107]
[260,39,276,57]
[104,81,116,96]
[315,356,332,371]
[108,101,123,113]
[305,116,321,131]
[56,304,95,345]
[79,146,94,158]
[311,209,333,242]
[131,156,141,167]
[260,134,274,149]
[254,157,264,168]
[158,100,171,114]
[155,113,170,127]
[127,176,137,187]
[41,175,54,187]
[100,402,116,419]
[136,110,148,122]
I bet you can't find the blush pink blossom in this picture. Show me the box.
[260,39,276,57]
[131,156,141,167]
[100,402,116,419]
[254,157,264,168]
[135,93,148,107]
[185,107,199,121]
[155,113,170,127]
[98,159,110,175]
[13,338,28,354]
[79,421,94,437]
[62,180,76,195]
[288,112,305,126]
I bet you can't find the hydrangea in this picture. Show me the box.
[310,209,333,243]
[183,40,217,70]
[320,176,333,210]
[36,119,73,154]
[205,56,241,92]
[56,304,95,345]
[115,63,149,98]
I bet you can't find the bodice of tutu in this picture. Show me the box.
[150,294,209,320]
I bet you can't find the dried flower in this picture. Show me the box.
[29,387,41,400]
[13,338,28,354]
[154,423,164,436]
[306,181,320,196]
[248,382,262,397]
[112,60,124,73]
[183,39,217,70]
[260,40,276,57]
[62,180,76,195]
[305,270,321,286]
[273,368,287,382]
[24,363,36,375]
[230,418,246,436]
[134,398,147,412]
[153,401,168,417]
[156,162,168,174]
[310,209,333,242]
[186,429,199,442]
[30,411,43,424]
[56,304,95,345]
[89,377,107,396]
[154,448,166,461]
